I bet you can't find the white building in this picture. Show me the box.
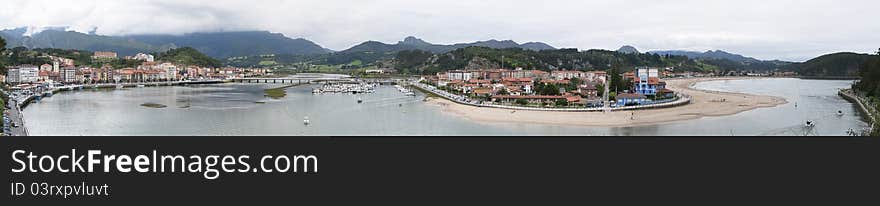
[551,70,585,80]
[129,53,155,62]
[18,65,39,83]
[6,68,20,84]
[158,63,178,80]
[62,67,77,83]
[446,70,473,81]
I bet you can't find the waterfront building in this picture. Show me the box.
[40,64,52,71]
[48,71,62,82]
[158,63,179,80]
[62,67,77,83]
[577,83,600,99]
[491,95,582,105]
[6,65,40,84]
[616,93,648,106]
[38,70,50,82]
[634,67,661,96]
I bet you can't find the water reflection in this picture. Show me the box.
[22,78,869,136]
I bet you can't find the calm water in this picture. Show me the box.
[22,78,869,136]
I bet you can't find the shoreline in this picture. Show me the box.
[424,77,789,127]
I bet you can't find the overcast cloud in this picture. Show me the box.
[1,0,877,61]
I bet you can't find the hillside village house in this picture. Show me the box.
[124,53,155,62]
[550,70,585,80]
[92,51,118,59]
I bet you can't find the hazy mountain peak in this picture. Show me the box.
[521,42,556,51]
[617,45,640,54]
[400,36,432,46]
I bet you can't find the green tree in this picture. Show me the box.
[555,99,568,107]
[0,36,6,53]
[156,47,221,67]
[497,88,509,95]
[608,67,628,92]
[0,36,6,68]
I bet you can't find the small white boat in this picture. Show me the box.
[357,97,363,104]
[116,84,124,89]
[136,84,145,88]
[836,110,844,116]
[303,116,310,125]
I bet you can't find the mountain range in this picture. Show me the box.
[340,36,555,54]
[5,27,875,77]
[0,27,330,58]
[1,27,555,59]
[646,49,793,71]
[648,49,769,63]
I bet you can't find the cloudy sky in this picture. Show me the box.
[2,0,877,61]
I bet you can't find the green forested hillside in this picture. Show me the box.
[156,47,221,67]
[394,46,719,75]
[854,51,880,97]
[783,52,873,76]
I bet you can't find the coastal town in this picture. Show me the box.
[0,47,810,136]
[414,66,761,110]
[1,50,271,136]
[0,45,870,136]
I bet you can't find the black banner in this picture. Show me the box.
[3,136,879,205]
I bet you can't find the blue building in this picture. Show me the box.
[616,93,647,106]
[634,67,660,95]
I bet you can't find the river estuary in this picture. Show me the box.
[22,78,870,136]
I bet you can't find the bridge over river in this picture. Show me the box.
[230,73,357,84]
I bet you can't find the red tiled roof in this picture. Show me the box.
[473,87,493,94]
[493,95,566,99]
[579,84,597,90]
[468,79,491,84]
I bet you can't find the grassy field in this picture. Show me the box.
[264,84,300,99]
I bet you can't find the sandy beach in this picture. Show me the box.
[424,77,788,127]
